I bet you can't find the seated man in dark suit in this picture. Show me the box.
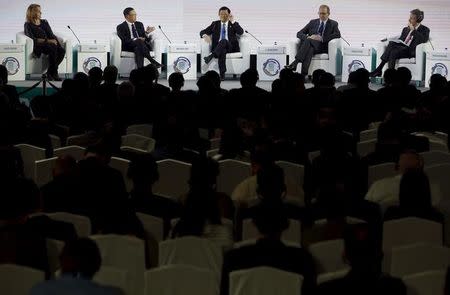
[221,199,316,295]
[371,9,430,77]
[200,6,244,80]
[116,7,162,69]
[286,5,341,76]
[317,224,406,295]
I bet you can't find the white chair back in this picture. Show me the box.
[145,264,218,295]
[109,156,132,193]
[159,236,223,280]
[35,157,58,187]
[46,212,92,237]
[383,217,443,252]
[230,266,302,295]
[121,134,155,153]
[91,234,145,295]
[367,162,397,187]
[276,161,305,206]
[154,159,192,200]
[0,264,45,295]
[421,151,450,167]
[14,143,46,180]
[403,270,446,295]
[126,124,153,138]
[308,239,349,274]
[46,238,65,277]
[387,243,450,277]
[217,159,251,196]
[359,128,378,142]
[357,139,377,157]
[317,269,349,284]
[49,134,61,149]
[53,145,86,162]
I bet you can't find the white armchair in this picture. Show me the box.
[200,34,251,75]
[16,31,73,78]
[110,33,162,78]
[287,38,343,76]
[375,38,433,82]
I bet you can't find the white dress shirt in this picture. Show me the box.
[126,20,154,41]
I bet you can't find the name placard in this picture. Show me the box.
[168,43,197,53]
[79,44,107,52]
[0,44,24,53]
[257,46,286,54]
[343,47,371,56]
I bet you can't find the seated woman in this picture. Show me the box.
[171,156,233,251]
[24,4,65,81]
[384,170,444,223]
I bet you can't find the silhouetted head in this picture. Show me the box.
[88,67,103,88]
[168,72,185,91]
[240,68,259,88]
[103,65,118,84]
[60,238,102,279]
[256,164,286,201]
[396,67,412,86]
[399,170,432,209]
[127,154,159,187]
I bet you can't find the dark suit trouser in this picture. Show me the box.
[212,39,232,74]
[126,39,154,68]
[295,39,325,75]
[36,43,65,76]
[381,41,412,69]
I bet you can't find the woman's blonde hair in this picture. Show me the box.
[26,4,41,23]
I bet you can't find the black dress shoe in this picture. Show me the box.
[47,74,62,81]
[285,61,298,71]
[369,70,382,78]
[204,55,214,64]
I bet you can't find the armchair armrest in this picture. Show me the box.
[238,34,251,57]
[152,37,162,64]
[16,31,34,58]
[287,38,300,57]
[200,36,212,59]
[110,33,122,67]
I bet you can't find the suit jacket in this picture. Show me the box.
[24,19,61,57]
[200,20,244,52]
[220,239,316,295]
[399,24,430,56]
[116,21,152,52]
[296,18,341,50]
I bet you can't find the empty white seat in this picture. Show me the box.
[383,217,443,252]
[386,243,450,277]
[126,124,153,138]
[91,234,145,295]
[53,145,86,162]
[242,218,301,246]
[121,134,155,153]
[159,236,223,280]
[217,159,251,196]
[145,264,218,295]
[14,143,46,180]
[35,157,58,187]
[430,140,448,152]
[230,266,302,295]
[46,212,92,237]
[109,156,132,193]
[308,239,349,274]
[425,164,450,205]
[154,159,192,200]
[367,162,397,187]
[403,270,446,295]
[66,134,91,147]
[93,266,129,295]
[0,264,45,295]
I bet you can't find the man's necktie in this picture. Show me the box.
[131,24,139,38]
[318,21,324,36]
[221,23,226,40]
